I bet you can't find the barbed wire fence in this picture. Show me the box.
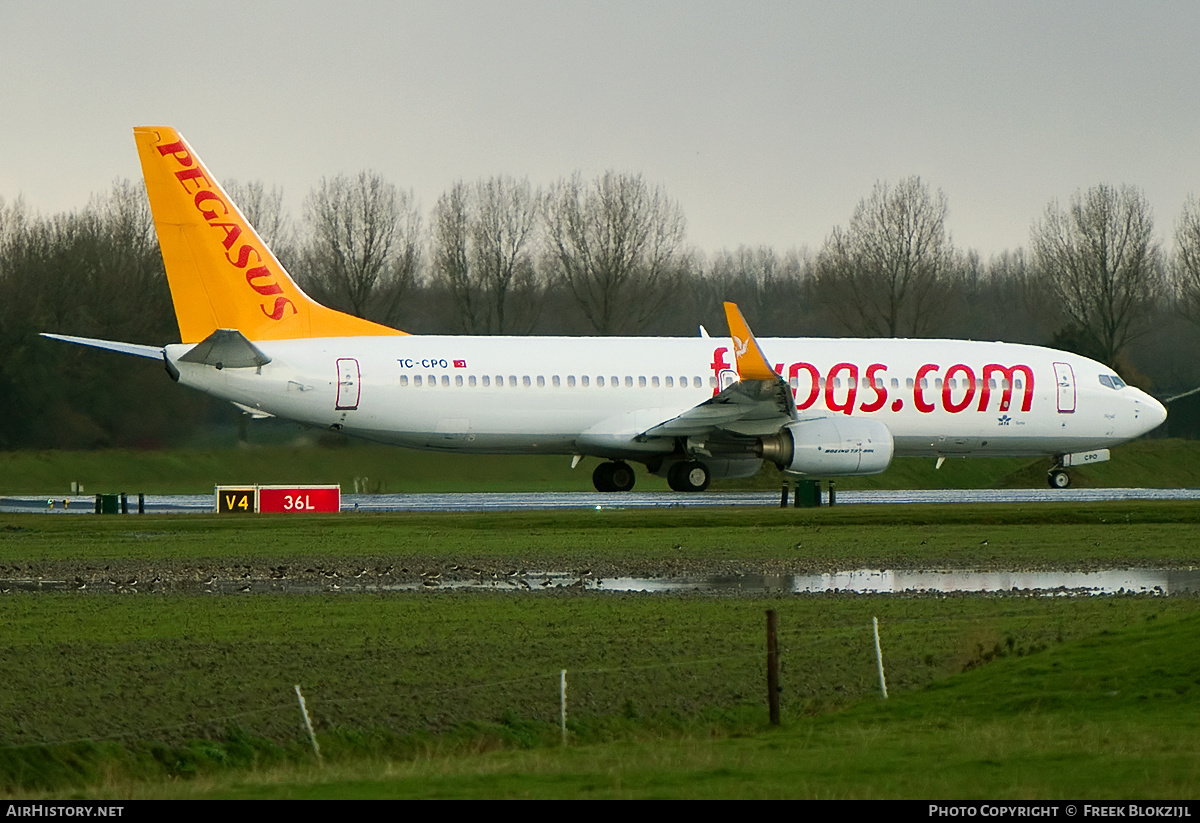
[0,607,1056,759]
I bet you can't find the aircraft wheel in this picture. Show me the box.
[593,461,635,492]
[609,461,636,492]
[593,462,614,492]
[1048,469,1070,489]
[668,461,710,492]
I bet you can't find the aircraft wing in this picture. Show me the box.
[40,333,164,360]
[640,303,798,440]
[641,376,796,438]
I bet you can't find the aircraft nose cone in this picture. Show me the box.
[1147,395,1168,429]
[1134,391,1167,435]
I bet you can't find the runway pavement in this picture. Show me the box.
[4,487,1199,514]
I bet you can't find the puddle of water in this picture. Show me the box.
[363,568,1200,596]
[785,568,1200,596]
[566,568,1200,596]
[5,568,1199,596]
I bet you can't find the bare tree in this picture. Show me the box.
[696,246,815,335]
[0,196,30,290]
[815,177,952,337]
[1174,194,1200,326]
[1031,184,1162,367]
[545,171,687,335]
[224,179,294,265]
[83,179,167,335]
[701,246,781,324]
[474,177,540,333]
[0,181,200,449]
[431,182,477,332]
[430,177,540,333]
[980,248,1058,344]
[298,172,421,327]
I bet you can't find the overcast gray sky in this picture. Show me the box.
[2,0,1198,258]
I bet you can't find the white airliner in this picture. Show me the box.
[43,127,1167,491]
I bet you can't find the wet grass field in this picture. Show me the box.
[1,437,1196,496]
[0,500,1198,798]
[2,500,1198,573]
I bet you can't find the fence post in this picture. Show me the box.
[294,684,323,764]
[560,669,568,745]
[873,617,888,699]
[767,609,780,726]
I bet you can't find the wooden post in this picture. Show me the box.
[873,617,888,699]
[560,669,568,745]
[294,684,323,764]
[767,609,780,726]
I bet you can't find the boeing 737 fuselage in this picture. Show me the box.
[43,127,1167,492]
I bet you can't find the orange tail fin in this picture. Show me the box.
[134,126,406,343]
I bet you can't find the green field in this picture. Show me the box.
[3,594,1196,800]
[1,436,1196,495]
[191,609,1200,800]
[0,501,1198,798]
[3,501,1200,572]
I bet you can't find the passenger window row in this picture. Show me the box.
[788,377,1020,390]
[396,373,1027,392]
[398,374,713,389]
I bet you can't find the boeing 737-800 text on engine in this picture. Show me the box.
[43,127,1167,491]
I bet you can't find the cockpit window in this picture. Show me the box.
[1111,375,1127,389]
[1098,375,1113,389]
[1098,374,1127,390]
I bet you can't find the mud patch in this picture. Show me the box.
[3,561,1198,597]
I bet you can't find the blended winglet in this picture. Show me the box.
[639,304,796,440]
[134,126,407,343]
[723,302,776,381]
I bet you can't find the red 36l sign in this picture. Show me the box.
[215,485,341,514]
[258,486,341,513]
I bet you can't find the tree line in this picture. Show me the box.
[3,171,1200,449]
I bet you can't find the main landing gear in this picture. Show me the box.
[590,459,713,492]
[593,461,636,492]
[667,460,711,492]
[1048,467,1071,489]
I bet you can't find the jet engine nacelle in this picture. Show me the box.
[757,417,894,477]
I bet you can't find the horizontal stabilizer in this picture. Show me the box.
[178,329,271,369]
[40,333,164,360]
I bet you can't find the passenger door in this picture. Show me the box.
[1053,362,1075,414]
[335,358,361,410]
